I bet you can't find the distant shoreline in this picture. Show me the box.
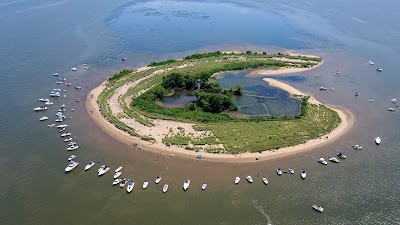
[86,53,352,163]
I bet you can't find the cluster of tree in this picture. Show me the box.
[184,51,223,60]
[108,69,133,82]
[192,91,237,113]
[148,59,177,67]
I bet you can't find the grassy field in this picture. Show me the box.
[97,51,342,154]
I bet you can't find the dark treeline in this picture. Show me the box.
[108,69,133,82]
[148,59,178,67]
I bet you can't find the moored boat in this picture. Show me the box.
[276,168,282,175]
[39,98,50,102]
[312,205,324,213]
[64,137,73,142]
[201,183,207,190]
[337,151,346,159]
[318,158,328,165]
[45,101,54,105]
[328,157,340,163]
[246,176,253,183]
[57,124,69,128]
[84,161,95,171]
[114,172,122,179]
[65,161,79,172]
[142,182,149,189]
[112,179,122,186]
[115,166,124,173]
[353,144,362,150]
[301,169,306,179]
[183,179,190,191]
[368,60,374,65]
[66,145,79,151]
[71,67,77,71]
[60,132,71,137]
[39,116,48,121]
[288,167,294,174]
[163,184,169,193]
[119,179,127,188]
[375,137,381,145]
[50,92,60,97]
[54,73,60,76]
[262,178,268,185]
[33,106,47,111]
[234,177,240,184]
[155,176,162,184]
[98,165,110,176]
[67,155,77,161]
[48,124,55,128]
[369,98,373,102]
[127,181,134,193]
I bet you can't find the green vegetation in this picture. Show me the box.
[96,51,340,154]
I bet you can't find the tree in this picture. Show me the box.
[233,84,243,95]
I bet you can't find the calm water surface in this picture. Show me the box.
[1,0,400,224]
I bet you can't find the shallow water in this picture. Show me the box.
[1,0,400,224]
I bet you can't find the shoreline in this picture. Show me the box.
[86,58,353,163]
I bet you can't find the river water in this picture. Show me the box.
[1,0,400,224]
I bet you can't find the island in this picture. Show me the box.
[86,51,353,162]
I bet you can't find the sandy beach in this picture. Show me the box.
[86,61,353,163]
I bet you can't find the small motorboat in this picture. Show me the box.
[301,169,306,179]
[262,178,268,185]
[50,92,60,97]
[142,182,149,189]
[183,180,191,191]
[54,73,60,76]
[114,172,122,179]
[65,82,72,86]
[39,98,50,102]
[355,92,360,96]
[58,128,66,133]
[98,165,110,176]
[330,88,335,91]
[391,98,397,103]
[48,124,55,128]
[288,167,294,174]
[319,87,327,91]
[375,137,381,145]
[201,183,207,190]
[376,68,382,72]
[388,108,395,112]
[119,179,127,188]
[368,61,375,65]
[71,67,77,71]
[122,57,127,61]
[55,118,64,122]
[39,116,49,121]
[84,161,95,171]
[369,98,373,102]
[328,157,340,163]
[66,145,79,151]
[74,86,82,89]
[353,144,362,150]
[127,181,134,193]
[246,176,253,183]
[68,155,77,161]
[234,177,240,184]
[318,158,328,165]
[155,176,162,184]
[337,152,346,159]
[61,77,66,81]
[163,184,169,193]
[60,104,66,108]
[112,179,122,186]
[115,166,124,173]
[33,106,47,111]
[65,161,79,173]
[45,101,54,105]
[58,124,69,128]
[312,205,324,213]
[276,168,282,175]
[64,137,73,142]
[68,142,76,146]
[335,70,341,74]
[56,81,62,84]
[61,132,71,137]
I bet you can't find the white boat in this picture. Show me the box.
[328,157,340,163]
[391,98,397,103]
[53,88,61,92]
[375,137,381,145]
[234,177,240,184]
[355,92,360,96]
[98,165,110,176]
[262,178,268,185]
[60,104,66,108]
[66,145,79,151]
[39,116,49,121]
[68,142,77,146]
[84,161,95,171]
[33,106,47,111]
[319,87,327,91]
[183,180,190,191]
[57,124,69,128]
[71,67,77,71]
[56,81,62,84]
[337,152,346,159]
[45,101,54,105]
[64,137,73,142]
[288,167,294,174]
[369,98,373,102]
[276,168,282,175]
[335,70,341,74]
[119,179,127,188]
[67,155,77,161]
[48,124,55,128]
[202,183,207,190]
[55,118,64,122]
[376,68,382,72]
[246,176,253,183]
[54,73,60,76]
[114,172,122,179]
[39,98,49,102]
[57,127,66,133]
[368,61,375,65]
[127,181,134,193]
[115,166,124,173]
[112,179,122,186]
[142,182,149,189]
[163,184,169,193]
[50,92,60,97]
[61,132,71,137]
[65,161,79,172]
[312,205,324,213]
[318,158,328,165]
[388,108,395,112]
[301,169,306,179]
[330,88,335,91]
[353,144,362,150]
[155,176,161,184]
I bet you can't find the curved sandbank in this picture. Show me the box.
[86,56,352,163]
